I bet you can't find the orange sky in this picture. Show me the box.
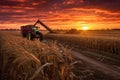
[0,0,120,30]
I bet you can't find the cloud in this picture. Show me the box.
[0,0,120,29]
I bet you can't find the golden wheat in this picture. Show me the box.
[45,34,120,55]
[0,31,78,80]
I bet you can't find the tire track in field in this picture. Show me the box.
[68,49,120,79]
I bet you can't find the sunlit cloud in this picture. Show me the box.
[10,0,26,2]
[0,0,120,29]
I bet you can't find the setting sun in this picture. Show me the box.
[82,26,88,30]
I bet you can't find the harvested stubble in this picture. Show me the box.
[0,32,80,80]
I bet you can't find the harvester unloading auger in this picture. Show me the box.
[20,19,54,41]
[34,19,54,33]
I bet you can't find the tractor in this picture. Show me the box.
[20,19,54,41]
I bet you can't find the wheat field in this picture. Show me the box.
[0,31,76,80]
[0,31,115,80]
[45,32,120,55]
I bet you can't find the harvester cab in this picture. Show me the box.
[21,19,54,41]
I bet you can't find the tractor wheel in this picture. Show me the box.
[36,32,43,41]
[27,32,33,40]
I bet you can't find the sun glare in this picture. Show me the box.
[82,26,88,30]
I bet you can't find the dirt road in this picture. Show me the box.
[70,50,120,79]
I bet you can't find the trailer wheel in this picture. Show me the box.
[21,32,26,37]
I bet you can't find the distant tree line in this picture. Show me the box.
[65,28,120,34]
[0,29,20,31]
[112,29,120,31]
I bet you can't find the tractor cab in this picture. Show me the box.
[32,26,40,32]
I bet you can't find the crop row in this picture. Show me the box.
[45,34,120,55]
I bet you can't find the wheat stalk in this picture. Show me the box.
[30,63,53,80]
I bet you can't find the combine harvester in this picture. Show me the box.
[21,19,54,41]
